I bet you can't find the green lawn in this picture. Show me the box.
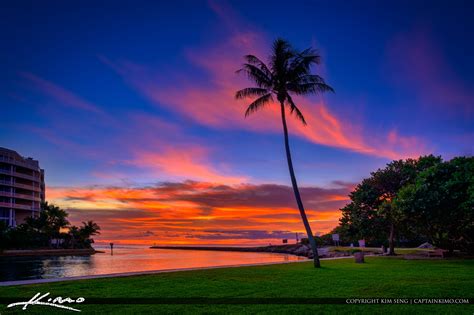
[0,257,472,314]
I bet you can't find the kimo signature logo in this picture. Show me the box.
[7,292,85,312]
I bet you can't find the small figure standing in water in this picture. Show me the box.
[110,242,114,255]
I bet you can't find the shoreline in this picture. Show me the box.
[0,248,103,257]
[150,244,313,257]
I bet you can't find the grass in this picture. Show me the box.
[0,257,472,314]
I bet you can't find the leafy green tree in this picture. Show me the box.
[314,233,335,247]
[328,224,358,246]
[340,155,441,254]
[235,38,333,267]
[339,178,390,247]
[395,157,474,253]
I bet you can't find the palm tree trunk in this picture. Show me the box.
[388,223,395,255]
[279,102,320,268]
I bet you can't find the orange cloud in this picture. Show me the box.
[128,146,247,184]
[46,180,352,245]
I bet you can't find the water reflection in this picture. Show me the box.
[0,245,306,282]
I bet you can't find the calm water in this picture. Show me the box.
[0,245,306,282]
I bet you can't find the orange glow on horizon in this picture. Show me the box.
[47,181,348,246]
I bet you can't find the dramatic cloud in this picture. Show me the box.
[186,230,297,240]
[128,147,247,184]
[47,180,354,245]
[17,73,247,184]
[101,22,428,160]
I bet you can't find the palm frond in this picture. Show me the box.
[272,38,293,56]
[290,48,321,68]
[287,75,334,95]
[244,55,272,79]
[287,83,334,95]
[244,93,273,117]
[287,48,322,82]
[236,38,334,126]
[235,87,269,100]
[270,38,295,77]
[236,63,272,88]
[286,94,307,125]
[297,74,328,84]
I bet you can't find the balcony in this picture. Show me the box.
[15,193,40,201]
[14,172,41,182]
[13,182,41,192]
[0,191,39,201]
[0,169,10,176]
[0,202,12,208]
[0,179,12,186]
[0,169,40,182]
[0,191,12,198]
[0,180,38,191]
[13,203,35,211]
[0,202,35,211]
[0,156,40,170]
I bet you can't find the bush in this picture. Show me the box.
[300,238,309,245]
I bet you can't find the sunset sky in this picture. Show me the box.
[1,0,473,245]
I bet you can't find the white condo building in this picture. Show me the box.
[0,147,45,227]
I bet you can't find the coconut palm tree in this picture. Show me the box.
[235,38,334,268]
[79,220,101,248]
[80,220,101,238]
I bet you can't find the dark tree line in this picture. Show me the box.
[326,156,473,254]
[0,202,100,250]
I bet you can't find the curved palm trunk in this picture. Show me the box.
[388,223,395,255]
[279,102,320,268]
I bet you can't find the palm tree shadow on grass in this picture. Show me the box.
[235,38,334,268]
